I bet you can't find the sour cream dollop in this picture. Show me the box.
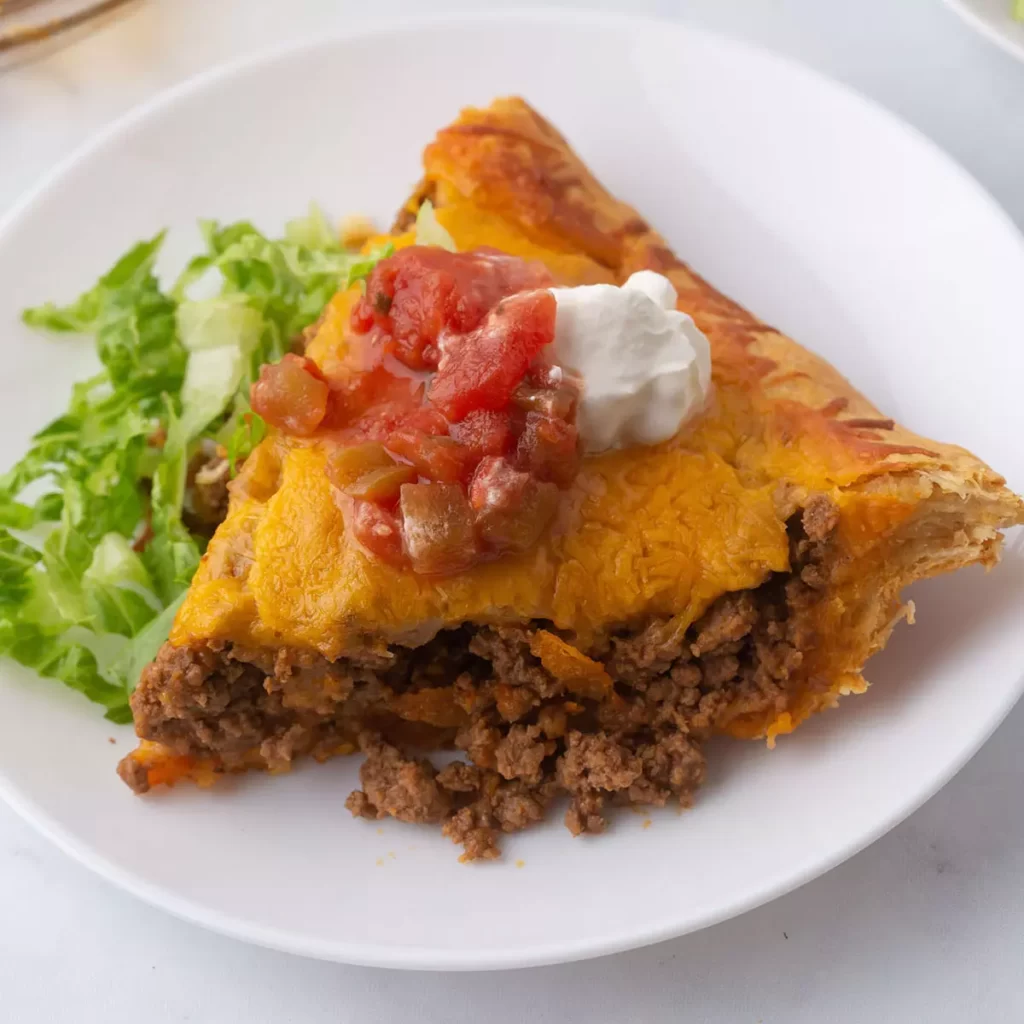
[548,271,711,453]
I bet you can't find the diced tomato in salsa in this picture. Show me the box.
[387,429,477,484]
[469,457,559,553]
[399,482,477,575]
[398,406,450,437]
[354,246,554,371]
[428,289,557,422]
[516,412,581,487]
[250,354,329,437]
[351,500,406,567]
[450,408,513,459]
[251,245,581,575]
[512,381,578,421]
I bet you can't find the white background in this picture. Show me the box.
[1,1,1022,1020]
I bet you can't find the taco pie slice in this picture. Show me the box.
[118,98,1023,860]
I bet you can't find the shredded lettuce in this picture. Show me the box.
[223,405,267,475]
[284,203,338,250]
[1,209,390,721]
[415,200,457,252]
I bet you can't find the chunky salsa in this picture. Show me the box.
[250,246,582,573]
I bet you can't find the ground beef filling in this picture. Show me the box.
[119,500,837,860]
[183,442,231,535]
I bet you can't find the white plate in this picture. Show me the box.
[1,12,1023,971]
[944,0,1024,62]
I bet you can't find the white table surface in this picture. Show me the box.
[2,1,1022,1020]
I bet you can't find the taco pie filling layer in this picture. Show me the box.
[117,98,1024,860]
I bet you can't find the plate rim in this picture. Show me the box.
[1,8,1023,971]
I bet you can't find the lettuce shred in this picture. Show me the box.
[0,207,389,721]
[414,200,457,252]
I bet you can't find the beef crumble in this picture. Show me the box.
[120,499,838,860]
[183,442,231,535]
[345,736,451,823]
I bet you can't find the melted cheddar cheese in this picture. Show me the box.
[171,209,802,657]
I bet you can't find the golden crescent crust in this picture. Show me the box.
[417,97,1010,491]
[169,96,1023,742]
